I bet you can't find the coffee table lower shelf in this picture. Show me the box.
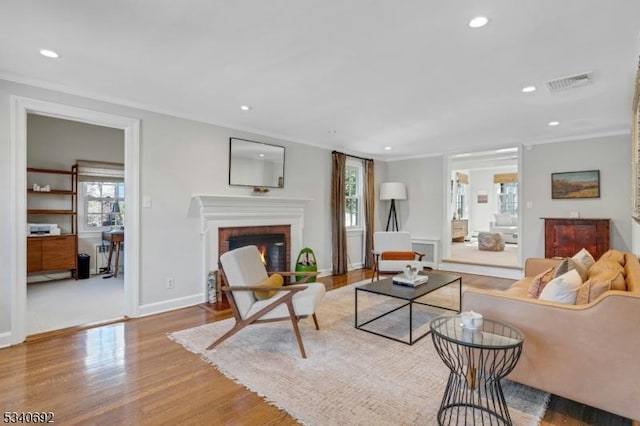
[354,273,462,345]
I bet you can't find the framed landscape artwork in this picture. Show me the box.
[551,170,600,199]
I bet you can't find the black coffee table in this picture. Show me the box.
[354,272,462,345]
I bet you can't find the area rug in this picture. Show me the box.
[169,281,549,425]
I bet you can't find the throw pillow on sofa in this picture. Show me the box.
[539,269,583,304]
[576,267,621,304]
[572,248,596,271]
[528,267,555,298]
[553,257,588,282]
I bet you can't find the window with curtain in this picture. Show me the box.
[497,183,518,215]
[345,161,363,228]
[84,182,125,228]
[494,172,518,215]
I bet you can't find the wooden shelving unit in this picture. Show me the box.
[26,165,78,278]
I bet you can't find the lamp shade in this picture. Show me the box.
[380,182,407,200]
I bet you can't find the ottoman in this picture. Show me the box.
[478,232,505,251]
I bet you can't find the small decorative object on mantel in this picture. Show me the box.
[251,186,270,195]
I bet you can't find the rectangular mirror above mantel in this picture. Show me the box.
[228,138,285,189]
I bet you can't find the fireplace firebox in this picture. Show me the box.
[228,234,287,272]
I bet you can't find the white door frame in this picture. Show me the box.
[9,96,140,344]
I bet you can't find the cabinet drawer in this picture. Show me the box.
[42,236,76,270]
[27,238,43,273]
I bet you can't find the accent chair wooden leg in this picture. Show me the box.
[312,313,320,330]
[286,300,307,358]
[206,321,246,350]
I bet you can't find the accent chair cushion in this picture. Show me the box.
[528,267,555,298]
[381,251,415,261]
[253,273,284,300]
[539,269,583,304]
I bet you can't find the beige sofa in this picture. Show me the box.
[462,251,640,421]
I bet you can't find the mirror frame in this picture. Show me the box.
[228,137,285,189]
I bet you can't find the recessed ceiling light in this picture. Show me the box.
[240,105,251,111]
[259,153,265,157]
[521,86,536,93]
[384,146,392,151]
[468,16,489,28]
[39,49,59,58]
[548,121,560,126]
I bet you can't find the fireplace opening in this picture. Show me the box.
[228,233,287,272]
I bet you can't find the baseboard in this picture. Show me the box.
[348,262,364,271]
[439,261,522,280]
[0,331,14,348]
[137,293,204,318]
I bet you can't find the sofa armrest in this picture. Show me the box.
[462,288,640,420]
[523,257,563,276]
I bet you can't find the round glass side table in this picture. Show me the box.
[430,315,524,426]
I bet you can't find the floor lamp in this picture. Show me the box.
[380,182,407,231]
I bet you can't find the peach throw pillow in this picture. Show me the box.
[528,267,555,298]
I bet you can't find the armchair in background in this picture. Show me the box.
[207,245,326,358]
[489,213,518,244]
[371,231,424,281]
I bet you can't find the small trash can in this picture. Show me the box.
[295,247,317,282]
[77,253,90,279]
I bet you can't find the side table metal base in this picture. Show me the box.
[438,372,511,425]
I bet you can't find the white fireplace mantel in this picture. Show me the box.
[189,194,312,302]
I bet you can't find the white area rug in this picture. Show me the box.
[170,281,549,425]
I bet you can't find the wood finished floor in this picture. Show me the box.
[0,269,633,425]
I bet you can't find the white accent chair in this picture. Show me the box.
[207,245,326,358]
[372,231,424,281]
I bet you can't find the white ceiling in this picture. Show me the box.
[2,1,639,160]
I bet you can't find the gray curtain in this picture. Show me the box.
[363,159,375,269]
[331,152,347,274]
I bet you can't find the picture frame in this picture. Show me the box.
[551,170,600,199]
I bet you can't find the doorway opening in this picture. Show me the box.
[443,148,521,270]
[10,96,140,345]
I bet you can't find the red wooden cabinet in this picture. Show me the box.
[543,218,610,259]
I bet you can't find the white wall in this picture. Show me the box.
[0,79,333,337]
[468,166,516,235]
[384,155,444,241]
[521,134,632,260]
[384,135,632,267]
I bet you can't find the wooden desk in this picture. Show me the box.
[102,230,124,278]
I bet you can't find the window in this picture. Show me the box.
[497,182,518,215]
[345,161,363,228]
[84,181,125,229]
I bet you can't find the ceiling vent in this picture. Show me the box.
[545,72,593,92]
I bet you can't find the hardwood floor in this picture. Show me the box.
[0,269,632,425]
